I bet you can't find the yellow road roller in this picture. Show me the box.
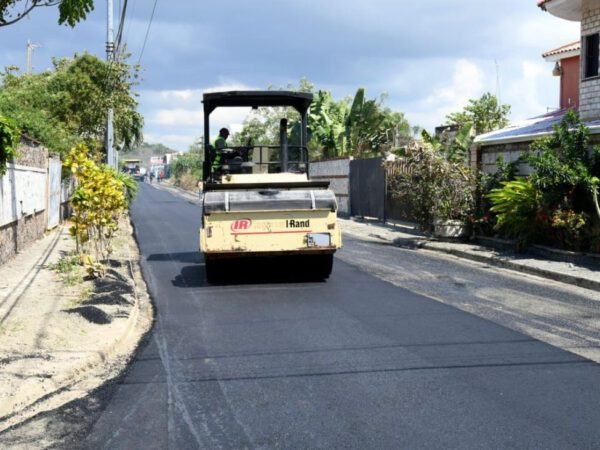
[199,91,341,282]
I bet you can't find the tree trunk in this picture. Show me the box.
[592,186,600,223]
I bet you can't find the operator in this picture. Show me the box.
[212,127,230,169]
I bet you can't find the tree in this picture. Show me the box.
[0,0,94,27]
[422,125,473,165]
[446,92,510,135]
[307,90,349,159]
[0,53,143,154]
[345,88,411,157]
[234,81,413,160]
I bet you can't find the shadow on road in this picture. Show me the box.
[146,252,202,264]
[172,260,329,288]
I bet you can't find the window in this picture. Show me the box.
[584,33,599,78]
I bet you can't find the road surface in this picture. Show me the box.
[7,183,600,449]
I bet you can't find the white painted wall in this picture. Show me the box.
[0,164,47,227]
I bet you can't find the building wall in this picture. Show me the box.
[580,3,600,121]
[0,139,49,266]
[474,134,600,176]
[477,142,534,175]
[309,158,351,216]
[561,56,580,109]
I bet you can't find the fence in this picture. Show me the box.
[309,156,416,224]
[349,157,386,220]
[0,138,67,266]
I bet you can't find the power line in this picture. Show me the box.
[115,0,129,53]
[123,0,138,49]
[138,0,159,66]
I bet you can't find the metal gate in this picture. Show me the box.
[47,156,61,229]
[349,157,385,220]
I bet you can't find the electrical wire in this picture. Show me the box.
[115,0,129,53]
[137,0,158,66]
[123,0,138,49]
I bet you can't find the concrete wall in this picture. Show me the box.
[472,134,600,176]
[310,157,351,216]
[580,3,600,121]
[476,142,534,175]
[0,139,51,266]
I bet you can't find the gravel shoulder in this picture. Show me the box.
[0,217,153,433]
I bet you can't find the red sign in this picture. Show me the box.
[231,219,252,232]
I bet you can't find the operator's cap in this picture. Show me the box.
[220,127,230,135]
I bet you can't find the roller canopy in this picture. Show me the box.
[203,91,313,115]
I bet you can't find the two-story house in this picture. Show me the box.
[471,0,600,174]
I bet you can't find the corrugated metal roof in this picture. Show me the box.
[474,110,600,146]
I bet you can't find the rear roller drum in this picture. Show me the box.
[205,258,224,284]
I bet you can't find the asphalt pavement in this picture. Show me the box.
[80,183,600,449]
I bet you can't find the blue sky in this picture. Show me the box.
[0,0,580,151]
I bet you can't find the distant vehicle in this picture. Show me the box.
[122,159,145,181]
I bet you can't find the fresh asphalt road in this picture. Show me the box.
[83,183,600,449]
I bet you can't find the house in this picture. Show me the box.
[471,0,600,174]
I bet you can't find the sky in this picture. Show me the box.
[0,0,580,151]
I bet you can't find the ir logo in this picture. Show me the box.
[231,219,253,232]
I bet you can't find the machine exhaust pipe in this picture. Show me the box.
[280,118,288,173]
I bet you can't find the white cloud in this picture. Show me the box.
[149,109,203,126]
[504,60,555,121]
[139,81,258,150]
[143,133,197,150]
[514,16,580,52]
[404,59,486,130]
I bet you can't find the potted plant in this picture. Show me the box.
[431,162,475,238]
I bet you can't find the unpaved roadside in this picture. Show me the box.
[0,218,153,434]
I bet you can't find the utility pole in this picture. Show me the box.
[106,0,116,168]
[26,40,40,75]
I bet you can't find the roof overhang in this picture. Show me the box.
[542,41,581,61]
[538,0,583,22]
[543,49,580,61]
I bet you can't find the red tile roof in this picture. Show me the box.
[542,41,581,58]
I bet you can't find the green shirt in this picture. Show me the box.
[212,136,227,167]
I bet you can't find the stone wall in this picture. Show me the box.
[0,211,47,265]
[0,138,49,266]
[310,157,351,216]
[580,3,600,121]
[15,137,49,168]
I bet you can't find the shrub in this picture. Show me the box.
[387,146,475,231]
[63,143,129,276]
[487,178,545,247]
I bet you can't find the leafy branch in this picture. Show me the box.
[0,115,19,176]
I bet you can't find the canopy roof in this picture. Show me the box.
[203,91,313,115]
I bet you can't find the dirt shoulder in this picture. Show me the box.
[0,217,153,432]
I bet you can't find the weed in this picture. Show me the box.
[49,253,79,274]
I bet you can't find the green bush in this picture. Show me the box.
[487,178,545,247]
[0,115,19,176]
[387,146,475,231]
